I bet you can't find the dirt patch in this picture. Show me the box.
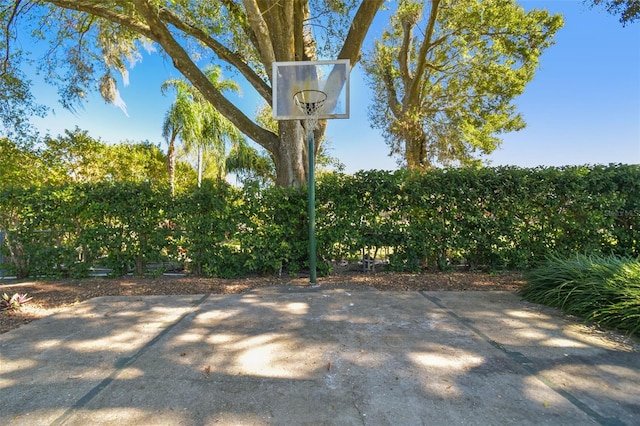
[0,270,525,334]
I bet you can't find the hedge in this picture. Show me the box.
[1,164,637,278]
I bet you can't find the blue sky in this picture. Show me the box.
[29,1,640,174]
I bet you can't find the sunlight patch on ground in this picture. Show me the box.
[60,408,189,425]
[0,358,37,389]
[207,413,270,425]
[598,364,640,381]
[540,337,588,348]
[563,324,637,351]
[67,330,143,353]
[33,339,64,351]
[505,310,559,330]
[174,328,209,343]
[232,334,314,379]
[238,298,310,316]
[118,366,145,380]
[522,375,572,410]
[409,351,484,370]
[195,308,244,322]
[206,333,238,345]
[284,302,308,315]
[511,329,588,348]
[513,329,551,341]
[507,310,552,320]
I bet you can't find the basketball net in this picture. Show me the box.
[302,112,320,137]
[294,90,326,137]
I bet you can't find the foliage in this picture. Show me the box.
[1,0,383,187]
[1,292,32,312]
[161,66,245,189]
[0,138,52,187]
[41,127,108,183]
[519,254,640,336]
[41,127,171,184]
[0,182,172,278]
[317,164,638,271]
[2,2,629,187]
[3,129,177,188]
[170,180,244,277]
[79,181,172,277]
[0,184,80,278]
[0,44,47,140]
[588,0,640,25]
[363,0,563,169]
[240,184,310,276]
[225,140,276,188]
[0,164,638,278]
[103,140,170,184]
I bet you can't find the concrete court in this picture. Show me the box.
[1,285,639,426]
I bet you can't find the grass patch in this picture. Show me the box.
[518,254,640,336]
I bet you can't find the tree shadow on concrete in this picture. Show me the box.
[1,287,638,425]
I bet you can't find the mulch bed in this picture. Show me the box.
[1,271,525,334]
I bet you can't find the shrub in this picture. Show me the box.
[1,164,639,278]
[519,254,640,335]
[1,293,33,312]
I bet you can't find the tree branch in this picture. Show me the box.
[407,0,440,106]
[131,0,278,152]
[158,7,272,104]
[219,0,261,51]
[398,18,413,91]
[242,0,276,68]
[338,0,384,66]
[381,64,403,118]
[48,0,154,38]
[297,0,318,61]
[2,0,23,73]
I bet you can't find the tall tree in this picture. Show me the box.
[41,127,169,183]
[198,66,246,182]
[42,127,108,182]
[363,0,563,169]
[0,137,52,187]
[161,103,181,197]
[102,140,169,183]
[162,78,199,193]
[226,139,276,187]
[161,66,244,189]
[1,0,383,187]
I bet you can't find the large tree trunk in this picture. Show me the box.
[249,0,383,186]
[167,138,176,196]
[274,121,306,187]
[197,144,203,187]
[406,135,430,169]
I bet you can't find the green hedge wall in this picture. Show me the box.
[1,164,638,278]
[316,165,638,272]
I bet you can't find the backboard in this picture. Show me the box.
[272,59,350,120]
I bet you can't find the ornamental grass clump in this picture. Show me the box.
[519,254,640,336]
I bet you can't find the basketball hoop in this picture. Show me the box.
[293,89,327,136]
[272,60,350,285]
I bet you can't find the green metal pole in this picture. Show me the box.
[307,131,317,284]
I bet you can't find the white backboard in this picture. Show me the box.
[272,59,350,120]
